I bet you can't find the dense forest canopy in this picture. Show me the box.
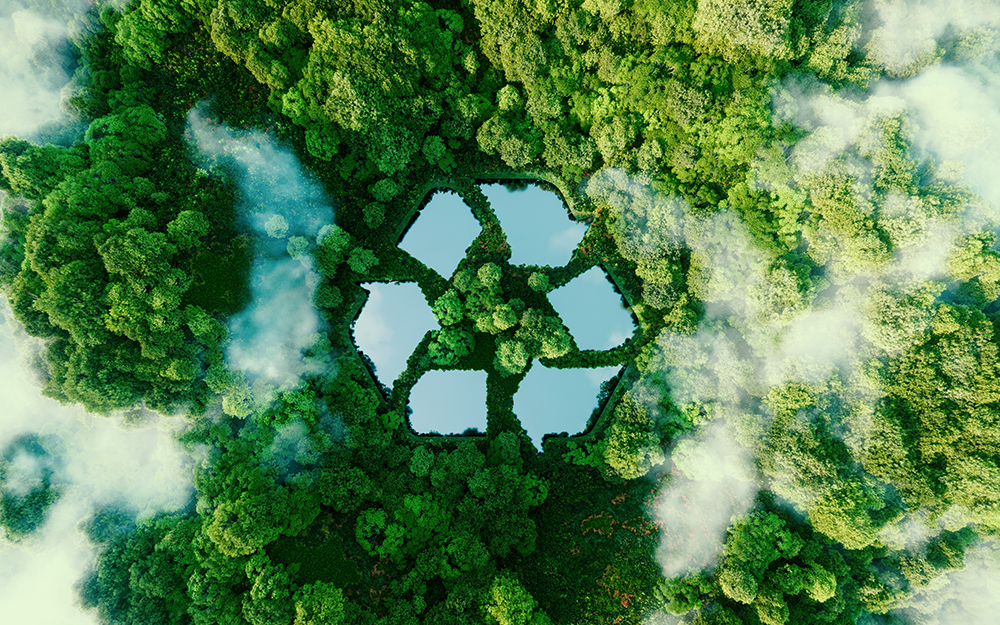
[2,0,1000,623]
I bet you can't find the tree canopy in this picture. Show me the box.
[2,0,1000,623]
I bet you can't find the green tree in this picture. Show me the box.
[433,290,465,326]
[293,582,347,625]
[692,0,795,63]
[484,574,552,625]
[167,210,210,249]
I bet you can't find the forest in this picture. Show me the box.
[1,0,1000,623]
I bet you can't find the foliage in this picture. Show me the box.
[2,0,999,623]
[0,434,60,541]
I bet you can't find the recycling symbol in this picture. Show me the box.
[351,181,638,443]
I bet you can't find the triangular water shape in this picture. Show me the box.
[481,183,587,267]
[548,267,634,350]
[399,191,481,278]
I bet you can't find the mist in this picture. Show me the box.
[643,610,684,625]
[864,0,1000,76]
[594,6,1000,617]
[225,260,322,390]
[0,0,93,141]
[653,422,758,578]
[186,110,334,402]
[590,51,998,599]
[0,298,196,622]
[895,542,1000,625]
[262,418,322,487]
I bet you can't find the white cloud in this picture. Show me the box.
[3,449,46,497]
[877,512,941,553]
[186,109,334,247]
[653,423,758,578]
[896,541,1000,625]
[226,258,322,390]
[0,1,93,139]
[549,223,587,257]
[186,110,335,394]
[887,65,1000,218]
[643,610,685,625]
[0,298,196,622]
[584,365,620,388]
[0,500,98,624]
[864,0,1000,74]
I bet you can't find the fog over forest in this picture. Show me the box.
[0,298,195,622]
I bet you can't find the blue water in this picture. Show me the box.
[481,183,587,267]
[409,369,487,434]
[515,364,621,449]
[352,282,435,387]
[398,191,481,278]
[549,267,634,350]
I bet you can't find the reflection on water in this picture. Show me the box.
[549,267,634,350]
[399,191,480,278]
[514,364,620,450]
[364,184,631,446]
[353,283,434,387]
[409,370,487,435]
[481,183,587,267]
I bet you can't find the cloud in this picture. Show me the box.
[896,541,1000,625]
[864,0,1000,75]
[772,64,1000,237]
[225,259,322,390]
[185,110,333,248]
[0,500,99,624]
[0,0,93,140]
[587,21,1000,609]
[549,223,587,257]
[877,512,942,553]
[186,110,335,395]
[3,447,48,498]
[262,418,322,486]
[770,79,884,177]
[584,365,620,388]
[588,158,973,596]
[0,298,197,622]
[885,65,1000,218]
[653,423,758,578]
[643,610,684,625]
[750,66,1000,376]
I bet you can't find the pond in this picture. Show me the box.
[549,266,634,350]
[480,182,587,267]
[352,282,435,387]
[408,369,488,435]
[398,190,481,278]
[514,364,621,450]
[354,183,634,447]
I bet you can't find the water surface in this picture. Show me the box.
[481,183,587,267]
[353,283,434,386]
[514,364,621,449]
[549,267,634,350]
[357,185,632,445]
[409,370,487,435]
[399,191,480,278]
